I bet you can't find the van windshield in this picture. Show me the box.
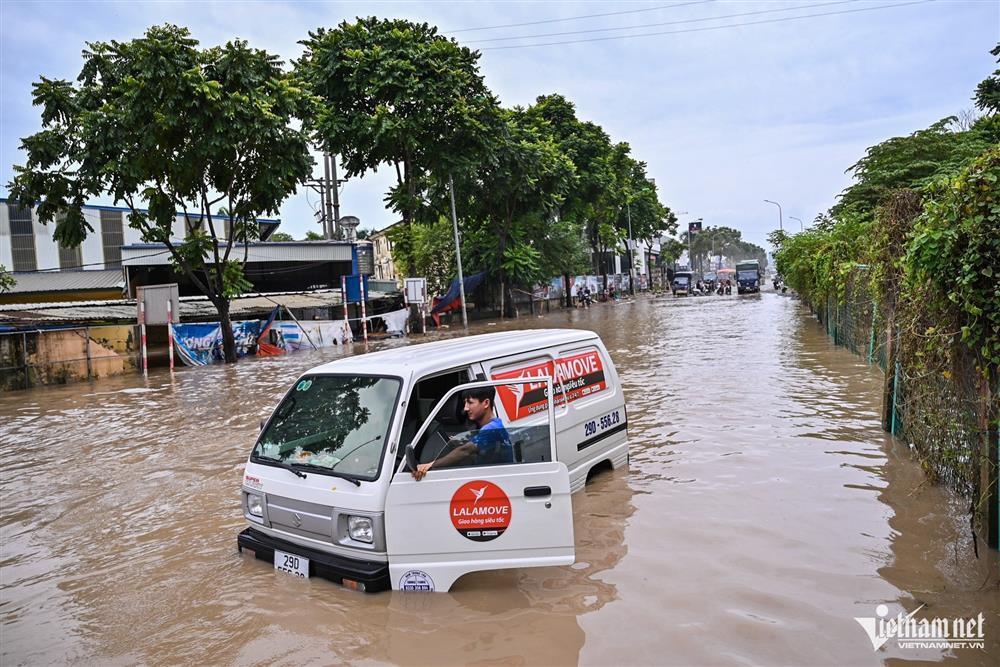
[253,375,401,480]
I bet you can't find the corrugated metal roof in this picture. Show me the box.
[0,289,397,324]
[120,242,354,266]
[6,269,124,294]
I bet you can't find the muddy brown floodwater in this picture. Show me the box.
[2,291,998,666]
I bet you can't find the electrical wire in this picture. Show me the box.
[467,0,857,44]
[12,248,171,274]
[448,1,712,33]
[480,0,934,51]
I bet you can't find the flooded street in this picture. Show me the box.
[2,292,998,666]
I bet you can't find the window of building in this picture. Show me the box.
[58,242,83,270]
[7,203,37,272]
[100,210,124,268]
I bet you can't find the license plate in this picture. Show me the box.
[274,549,309,578]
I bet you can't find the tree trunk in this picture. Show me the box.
[563,273,572,308]
[217,298,238,364]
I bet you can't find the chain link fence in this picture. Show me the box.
[815,266,993,537]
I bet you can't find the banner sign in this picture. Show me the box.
[491,348,608,421]
[170,321,260,366]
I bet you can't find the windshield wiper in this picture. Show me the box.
[256,455,307,479]
[292,462,363,486]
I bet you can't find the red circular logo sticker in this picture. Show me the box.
[450,480,512,542]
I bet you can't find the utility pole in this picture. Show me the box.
[449,174,469,330]
[329,154,341,238]
[322,153,334,239]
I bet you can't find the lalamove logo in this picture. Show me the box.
[854,603,985,651]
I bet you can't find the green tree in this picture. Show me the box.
[460,107,575,315]
[296,17,500,231]
[524,94,614,299]
[658,238,685,268]
[303,230,324,241]
[834,117,993,221]
[907,147,1000,370]
[0,265,14,293]
[387,216,455,297]
[8,25,312,362]
[974,43,1000,114]
[269,232,295,241]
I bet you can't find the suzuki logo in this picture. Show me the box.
[291,512,302,528]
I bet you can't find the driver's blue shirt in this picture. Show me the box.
[472,418,513,464]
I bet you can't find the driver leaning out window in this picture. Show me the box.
[411,387,512,480]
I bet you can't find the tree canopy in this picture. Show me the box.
[8,24,313,361]
[296,17,501,226]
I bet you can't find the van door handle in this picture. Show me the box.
[524,486,551,497]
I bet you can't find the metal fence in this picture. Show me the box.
[814,267,994,537]
[0,325,139,391]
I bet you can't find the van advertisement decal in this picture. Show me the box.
[492,349,608,421]
[450,480,511,542]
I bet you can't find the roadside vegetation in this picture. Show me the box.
[770,44,1000,547]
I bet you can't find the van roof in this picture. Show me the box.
[306,329,600,378]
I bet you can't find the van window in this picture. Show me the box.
[490,346,609,422]
[397,368,473,457]
[413,384,552,469]
[253,375,401,480]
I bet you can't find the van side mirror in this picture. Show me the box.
[259,418,267,431]
[405,443,418,472]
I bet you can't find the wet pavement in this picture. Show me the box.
[1,290,998,665]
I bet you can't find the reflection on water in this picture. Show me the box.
[1,292,997,665]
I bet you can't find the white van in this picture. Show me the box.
[237,329,628,592]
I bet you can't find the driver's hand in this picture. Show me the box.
[412,461,433,481]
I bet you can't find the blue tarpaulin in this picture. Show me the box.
[431,272,486,314]
[170,320,260,366]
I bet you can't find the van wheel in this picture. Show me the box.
[586,460,614,482]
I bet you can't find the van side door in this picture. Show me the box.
[384,378,574,592]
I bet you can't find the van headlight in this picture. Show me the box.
[246,493,264,517]
[348,516,374,543]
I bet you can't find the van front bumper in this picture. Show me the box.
[237,527,390,592]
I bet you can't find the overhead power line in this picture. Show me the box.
[449,1,713,33]
[468,0,858,44]
[480,0,934,50]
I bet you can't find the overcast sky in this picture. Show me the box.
[2,0,997,248]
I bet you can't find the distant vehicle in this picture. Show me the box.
[703,272,718,293]
[672,271,695,296]
[736,260,762,294]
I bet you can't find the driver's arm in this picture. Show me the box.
[411,440,477,480]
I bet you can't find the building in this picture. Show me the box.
[0,199,280,274]
[0,200,397,303]
[121,241,355,297]
[369,220,403,285]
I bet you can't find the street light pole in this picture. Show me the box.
[626,200,635,296]
[789,216,803,231]
[448,174,468,330]
[764,199,783,231]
